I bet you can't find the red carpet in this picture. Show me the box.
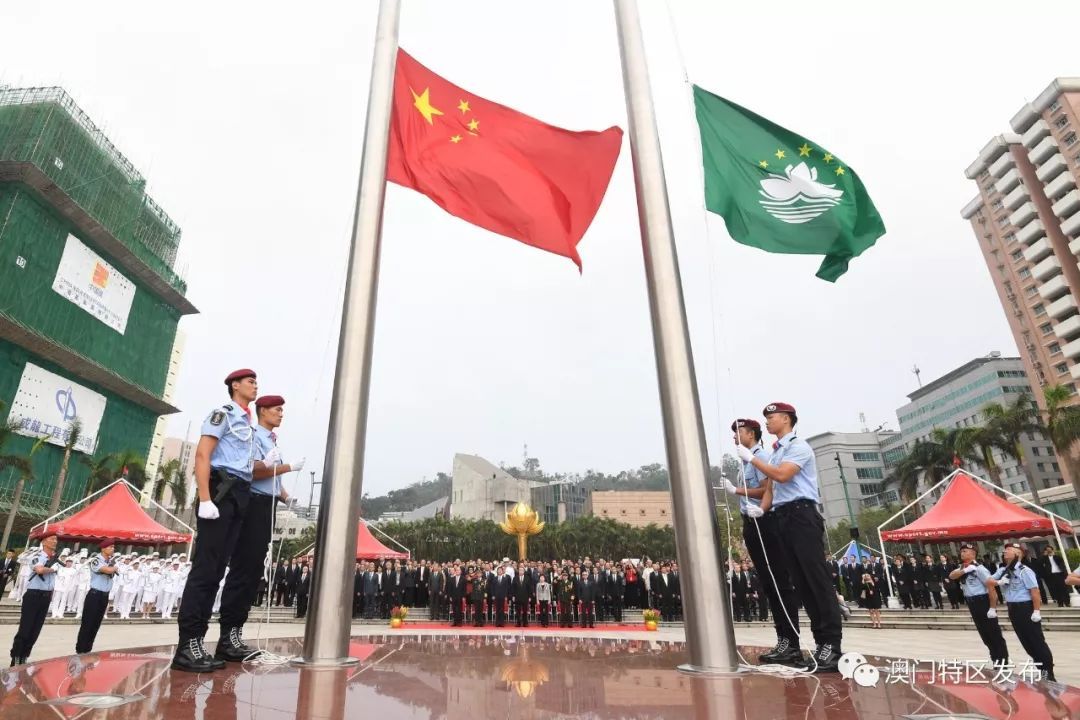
[383,622,655,632]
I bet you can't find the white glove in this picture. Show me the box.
[197,501,220,520]
[290,457,306,473]
[999,576,1010,586]
[262,448,282,465]
[735,445,754,464]
[722,479,739,495]
[963,565,977,574]
[1031,610,1041,623]
[986,608,997,619]
[745,505,765,519]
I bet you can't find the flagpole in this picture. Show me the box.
[612,0,739,674]
[298,0,400,666]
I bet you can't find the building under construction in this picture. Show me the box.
[0,86,196,544]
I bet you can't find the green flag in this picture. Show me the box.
[692,84,885,282]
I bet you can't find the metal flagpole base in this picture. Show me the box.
[887,597,901,609]
[291,657,360,668]
[677,663,747,677]
[1069,594,1080,608]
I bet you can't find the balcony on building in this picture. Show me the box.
[1023,236,1052,264]
[1039,273,1069,301]
[989,152,1014,178]
[995,168,1022,195]
[1063,210,1080,238]
[1033,254,1063,281]
[1043,170,1076,201]
[1017,219,1045,245]
[1023,119,1051,148]
[1037,154,1068,183]
[1053,189,1080,220]
[1070,236,1080,256]
[1009,201,1037,228]
[1071,363,1080,381]
[1054,313,1080,341]
[1003,184,1029,211]
[1064,337,1080,361]
[1030,135,1059,165]
[1047,294,1077,319]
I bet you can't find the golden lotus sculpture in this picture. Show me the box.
[499,502,544,561]
[499,647,550,699]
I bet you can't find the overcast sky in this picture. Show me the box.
[3,1,1074,502]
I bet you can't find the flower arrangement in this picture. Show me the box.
[390,606,408,627]
[642,609,660,623]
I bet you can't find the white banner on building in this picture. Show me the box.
[52,234,135,334]
[5,363,105,454]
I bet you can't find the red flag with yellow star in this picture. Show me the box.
[387,49,623,269]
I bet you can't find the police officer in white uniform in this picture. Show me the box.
[173,368,258,672]
[737,402,843,672]
[987,543,1055,681]
[948,542,1008,666]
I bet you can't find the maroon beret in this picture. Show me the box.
[763,402,797,416]
[224,368,257,385]
[730,418,761,432]
[255,395,285,409]
[99,539,115,550]
[40,528,58,539]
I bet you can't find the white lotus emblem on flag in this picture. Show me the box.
[758,162,843,224]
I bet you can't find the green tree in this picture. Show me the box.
[1042,384,1080,506]
[112,450,147,490]
[152,458,189,514]
[0,423,47,551]
[47,418,82,516]
[983,394,1043,503]
[80,453,119,495]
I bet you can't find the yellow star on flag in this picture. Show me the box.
[775,149,786,160]
[467,119,479,132]
[835,166,845,176]
[823,153,834,163]
[450,135,462,144]
[798,143,812,157]
[759,160,769,168]
[411,87,444,125]
[457,100,470,114]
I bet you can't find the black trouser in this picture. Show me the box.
[403,587,415,607]
[579,601,595,627]
[429,594,440,621]
[558,601,573,626]
[732,593,749,622]
[1046,574,1069,607]
[1006,601,1054,680]
[219,492,274,633]
[75,588,110,654]
[273,584,286,606]
[965,594,1009,664]
[493,598,507,626]
[296,591,309,618]
[364,594,378,619]
[539,600,550,626]
[11,589,51,660]
[743,512,800,642]
[472,600,485,626]
[451,597,464,626]
[177,474,251,643]
[929,589,942,610]
[611,595,623,622]
[773,501,842,648]
[515,600,529,627]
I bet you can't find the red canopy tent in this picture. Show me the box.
[29,483,192,545]
[881,472,1072,542]
[356,521,409,561]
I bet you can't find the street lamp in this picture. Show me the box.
[835,453,855,527]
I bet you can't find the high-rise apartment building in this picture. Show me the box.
[962,78,1080,400]
[807,430,901,526]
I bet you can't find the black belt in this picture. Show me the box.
[211,469,249,503]
[771,499,817,513]
[24,588,52,595]
[88,588,109,595]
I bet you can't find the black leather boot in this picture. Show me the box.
[214,626,257,662]
[172,638,226,672]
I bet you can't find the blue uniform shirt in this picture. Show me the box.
[201,403,256,482]
[26,550,57,592]
[739,446,768,514]
[88,553,114,592]
[252,425,282,497]
[767,434,820,508]
[992,563,1040,604]
[958,563,990,598]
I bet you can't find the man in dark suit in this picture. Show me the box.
[1,550,18,597]
[362,562,380,619]
[825,554,841,594]
[295,566,311,618]
[730,562,750,622]
[654,563,677,622]
[415,561,428,608]
[489,566,511,626]
[575,569,596,628]
[353,562,364,618]
[512,563,533,627]
[402,561,417,607]
[427,562,443,620]
[273,561,288,606]
[1038,546,1070,608]
[380,561,394,618]
[284,561,300,607]
[447,566,465,626]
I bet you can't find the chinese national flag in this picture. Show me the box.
[387,49,623,269]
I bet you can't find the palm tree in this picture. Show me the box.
[80,453,119,495]
[983,395,1043,503]
[1042,384,1080,506]
[153,458,190,515]
[47,418,82,516]
[0,423,48,551]
[111,450,147,491]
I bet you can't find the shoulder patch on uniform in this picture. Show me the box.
[210,411,226,426]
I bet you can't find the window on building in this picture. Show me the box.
[856,467,884,480]
[1019,268,1032,280]
[1052,462,1060,472]
[1049,100,1061,113]
[1040,322,1053,335]
[1065,132,1078,148]
[1050,342,1062,354]
[1056,362,1069,375]
[992,199,1004,210]
[1056,115,1069,129]
[852,452,881,462]
[1010,250,1023,262]
[1026,286,1039,297]
[1032,446,1041,456]
[1038,462,1047,472]
[1034,303,1047,316]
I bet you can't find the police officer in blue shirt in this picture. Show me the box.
[173,368,259,673]
[948,542,1008,666]
[737,402,843,672]
[10,530,60,666]
[987,543,1055,681]
[724,418,802,665]
[75,539,118,654]
[215,394,305,663]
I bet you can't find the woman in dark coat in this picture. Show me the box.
[860,572,883,629]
